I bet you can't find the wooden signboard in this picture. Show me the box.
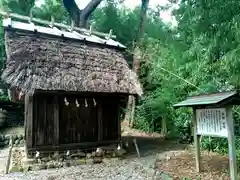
[174,92,239,180]
[196,108,228,137]
[194,107,237,180]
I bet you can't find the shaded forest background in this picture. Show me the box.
[1,0,240,158]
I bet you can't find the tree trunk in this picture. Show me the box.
[63,0,102,28]
[138,0,150,38]
[79,0,102,27]
[124,0,150,127]
[133,0,149,74]
[161,118,167,137]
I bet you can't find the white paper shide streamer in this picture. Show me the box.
[93,98,97,106]
[76,99,80,107]
[64,97,69,106]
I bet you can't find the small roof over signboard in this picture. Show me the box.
[174,91,240,108]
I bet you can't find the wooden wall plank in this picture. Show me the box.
[117,98,121,141]
[26,95,33,149]
[34,95,55,147]
[98,102,103,141]
[89,99,98,142]
[36,97,45,146]
[59,96,67,144]
[46,96,54,145]
[33,95,38,147]
[101,97,119,141]
[43,98,47,144]
[24,96,27,141]
[54,96,59,146]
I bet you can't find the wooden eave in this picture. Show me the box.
[174,91,240,109]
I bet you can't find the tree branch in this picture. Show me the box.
[63,0,81,26]
[80,0,102,27]
[63,0,102,28]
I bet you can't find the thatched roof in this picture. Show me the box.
[2,21,143,96]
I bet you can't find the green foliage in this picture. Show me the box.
[33,0,69,23]
[0,17,4,69]
[135,37,192,135]
[93,1,140,47]
[92,1,168,47]
[134,0,240,156]
[0,13,8,101]
[0,94,9,101]
[0,0,35,15]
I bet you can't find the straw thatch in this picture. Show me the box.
[2,30,143,96]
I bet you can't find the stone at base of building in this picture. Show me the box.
[9,147,127,173]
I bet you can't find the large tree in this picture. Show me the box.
[63,0,102,27]
[125,0,150,127]
[133,0,149,73]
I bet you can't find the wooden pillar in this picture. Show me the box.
[98,103,103,141]
[193,108,201,172]
[130,96,136,127]
[53,96,59,146]
[226,106,237,180]
[24,96,27,141]
[117,101,121,141]
[25,95,33,152]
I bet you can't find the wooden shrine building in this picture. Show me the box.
[1,16,143,154]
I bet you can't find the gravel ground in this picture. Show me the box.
[0,155,159,180]
[0,125,186,180]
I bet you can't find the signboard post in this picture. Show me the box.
[193,108,201,172]
[226,107,237,180]
[195,107,237,180]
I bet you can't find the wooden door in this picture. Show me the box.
[33,94,55,147]
[101,97,120,141]
[59,96,98,144]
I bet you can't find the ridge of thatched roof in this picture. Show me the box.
[2,24,143,96]
[2,18,126,49]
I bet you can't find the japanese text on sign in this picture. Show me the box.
[196,108,228,137]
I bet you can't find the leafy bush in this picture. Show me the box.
[134,0,240,154]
